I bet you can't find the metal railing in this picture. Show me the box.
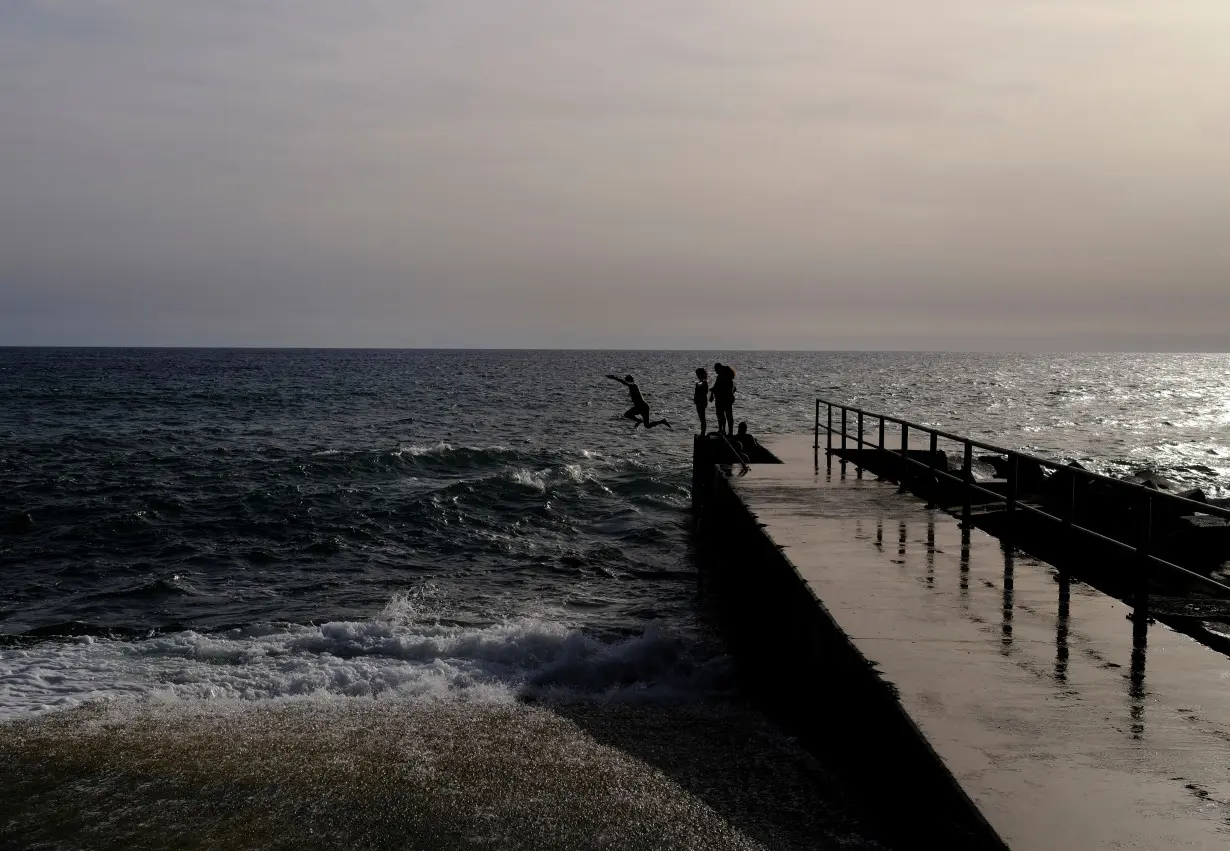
[814,397,1230,597]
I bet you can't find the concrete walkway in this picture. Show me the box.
[733,435,1230,850]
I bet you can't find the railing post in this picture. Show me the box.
[1006,453,1018,515]
[929,431,938,469]
[1065,473,1075,529]
[856,411,865,478]
[1005,453,1018,544]
[900,423,909,484]
[1135,491,1153,625]
[876,417,886,480]
[1140,491,1153,556]
[814,399,820,470]
[826,404,833,471]
[962,442,973,527]
[841,408,847,454]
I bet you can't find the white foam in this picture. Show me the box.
[398,442,520,459]
[508,468,549,491]
[506,462,604,492]
[398,442,454,458]
[0,595,731,721]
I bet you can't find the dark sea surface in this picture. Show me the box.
[3,349,1230,711]
[2,349,1229,848]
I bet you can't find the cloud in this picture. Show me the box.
[2,1,1229,347]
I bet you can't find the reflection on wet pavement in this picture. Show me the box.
[735,435,1230,849]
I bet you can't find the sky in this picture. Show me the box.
[2,1,1229,350]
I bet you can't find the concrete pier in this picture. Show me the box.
[696,435,1230,850]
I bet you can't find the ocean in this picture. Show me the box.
[2,349,1229,848]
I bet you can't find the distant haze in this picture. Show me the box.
[3,1,1229,350]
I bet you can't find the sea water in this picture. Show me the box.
[2,349,1228,848]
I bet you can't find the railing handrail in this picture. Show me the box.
[815,395,1230,597]
[817,395,1230,521]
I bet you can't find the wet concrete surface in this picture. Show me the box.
[733,436,1230,850]
[0,699,886,851]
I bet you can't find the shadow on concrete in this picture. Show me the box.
[533,698,895,851]
[518,546,896,851]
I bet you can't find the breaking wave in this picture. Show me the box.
[0,593,734,720]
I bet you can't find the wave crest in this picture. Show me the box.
[0,596,733,719]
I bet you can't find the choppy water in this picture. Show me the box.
[3,350,1229,712]
[2,349,1229,847]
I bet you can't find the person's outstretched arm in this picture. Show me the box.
[606,374,629,386]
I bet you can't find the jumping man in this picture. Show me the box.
[606,374,673,430]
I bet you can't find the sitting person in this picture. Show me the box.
[730,421,759,454]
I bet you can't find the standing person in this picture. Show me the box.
[710,363,736,436]
[605,374,673,430]
[693,368,710,435]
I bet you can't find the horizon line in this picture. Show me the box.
[2,345,1227,355]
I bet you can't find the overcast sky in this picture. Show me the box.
[2,1,1229,349]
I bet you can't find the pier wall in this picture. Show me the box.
[693,462,1007,850]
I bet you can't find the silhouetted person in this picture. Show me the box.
[710,363,736,436]
[693,368,710,435]
[606,374,672,430]
[731,421,759,454]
